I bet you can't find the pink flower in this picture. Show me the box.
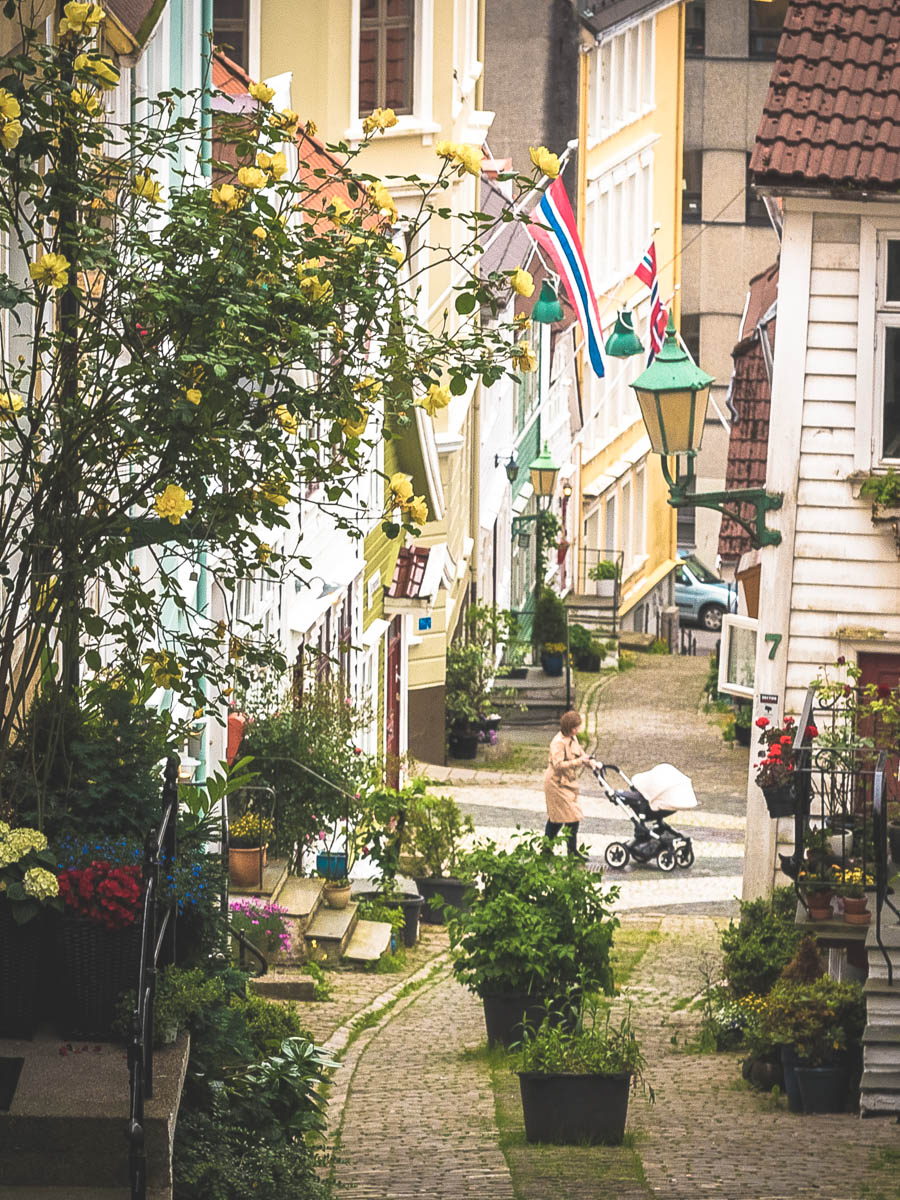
[318,831,326,841]
[837,655,846,666]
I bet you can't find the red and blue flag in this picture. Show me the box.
[634,241,668,363]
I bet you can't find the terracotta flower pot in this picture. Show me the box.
[842,895,870,925]
[323,882,352,909]
[228,845,267,889]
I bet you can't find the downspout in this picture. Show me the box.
[201,0,214,178]
[575,40,591,599]
[476,0,485,112]
[671,0,686,563]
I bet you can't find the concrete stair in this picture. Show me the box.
[305,901,360,964]
[250,970,317,1001]
[0,1032,188,1195]
[861,920,900,1115]
[492,667,570,727]
[343,919,393,965]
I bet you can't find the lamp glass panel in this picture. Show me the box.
[636,387,710,454]
[530,466,559,496]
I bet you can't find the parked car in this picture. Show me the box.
[675,553,737,632]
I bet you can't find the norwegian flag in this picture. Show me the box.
[634,241,668,363]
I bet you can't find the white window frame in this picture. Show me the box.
[588,16,656,146]
[346,0,437,141]
[452,0,482,118]
[717,614,758,700]
[587,139,657,291]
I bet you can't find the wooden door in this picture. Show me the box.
[857,651,900,805]
[385,616,402,789]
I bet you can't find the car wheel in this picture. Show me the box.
[699,604,725,632]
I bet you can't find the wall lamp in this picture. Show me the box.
[495,452,519,483]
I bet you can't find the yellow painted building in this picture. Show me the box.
[574,1,685,630]
[261,1,493,763]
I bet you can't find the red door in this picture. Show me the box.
[385,617,402,789]
[857,652,900,805]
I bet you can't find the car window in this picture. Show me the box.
[675,566,688,584]
[682,554,721,584]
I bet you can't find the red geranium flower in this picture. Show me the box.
[755,717,770,729]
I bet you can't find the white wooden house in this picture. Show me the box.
[740,0,900,1115]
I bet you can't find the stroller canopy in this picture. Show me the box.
[630,763,698,811]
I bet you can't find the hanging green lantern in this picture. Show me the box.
[531,280,564,324]
[605,309,644,358]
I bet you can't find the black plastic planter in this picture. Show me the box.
[448,730,479,760]
[794,1065,849,1113]
[779,1046,804,1113]
[0,903,44,1038]
[761,783,796,819]
[55,917,142,1038]
[889,821,900,866]
[357,891,424,948]
[518,1071,631,1144]
[414,876,470,924]
[482,992,550,1048]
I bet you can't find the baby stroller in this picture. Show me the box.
[588,760,698,872]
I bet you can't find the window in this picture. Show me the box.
[213,0,249,69]
[589,17,655,140]
[682,150,702,224]
[745,154,769,225]
[621,480,632,564]
[877,238,900,461]
[749,0,788,59]
[359,0,414,116]
[633,467,646,561]
[588,148,654,289]
[685,1,705,55]
[681,313,700,365]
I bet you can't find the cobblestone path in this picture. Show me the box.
[332,972,514,1199]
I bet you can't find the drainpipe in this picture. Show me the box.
[201,0,213,178]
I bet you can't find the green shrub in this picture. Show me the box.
[720,887,802,997]
[533,586,567,649]
[569,623,605,671]
[230,992,310,1058]
[753,977,865,1065]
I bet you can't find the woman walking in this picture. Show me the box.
[543,710,593,857]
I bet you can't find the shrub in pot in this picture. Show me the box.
[0,821,63,1036]
[445,643,488,757]
[228,812,274,889]
[719,887,801,997]
[405,785,474,923]
[533,588,567,675]
[514,1002,650,1144]
[587,558,619,598]
[448,833,619,1046]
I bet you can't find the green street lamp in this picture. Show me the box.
[630,315,783,549]
[529,441,560,497]
[531,280,564,324]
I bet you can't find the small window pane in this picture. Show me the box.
[883,326,900,458]
[749,0,788,59]
[681,313,700,365]
[746,153,769,224]
[358,29,378,113]
[385,27,412,111]
[215,0,245,18]
[683,149,702,224]
[887,242,900,302]
[386,0,412,15]
[685,2,705,55]
[361,0,378,17]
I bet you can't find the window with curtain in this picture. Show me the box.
[213,0,250,70]
[359,0,414,117]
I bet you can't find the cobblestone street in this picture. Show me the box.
[303,658,900,1200]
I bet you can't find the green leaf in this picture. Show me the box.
[455,293,477,315]
[449,375,468,396]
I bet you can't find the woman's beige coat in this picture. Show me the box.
[543,732,588,823]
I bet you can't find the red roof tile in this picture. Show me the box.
[718,264,779,562]
[750,0,900,192]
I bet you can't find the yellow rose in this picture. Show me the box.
[185,388,202,405]
[305,119,317,137]
[362,106,398,134]
[71,88,100,116]
[510,267,535,298]
[60,2,104,33]
[0,119,22,151]
[251,225,267,240]
[327,196,353,225]
[211,183,242,210]
[29,252,70,289]
[193,707,205,720]
[389,472,413,504]
[340,407,368,438]
[154,483,194,525]
[133,171,163,204]
[275,404,298,435]
[529,145,560,179]
[298,273,333,303]
[386,243,405,266]
[0,90,20,121]
[248,81,276,104]
[142,648,182,689]
[354,376,382,397]
[514,341,538,372]
[237,165,267,189]
[0,391,23,419]
[259,478,290,506]
[73,53,120,89]
[270,108,300,137]
[257,543,273,564]
[419,383,451,417]
[435,140,457,160]
[452,144,483,176]
[407,495,428,525]
[368,181,397,223]
[257,150,287,180]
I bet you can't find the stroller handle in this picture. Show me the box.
[588,759,635,789]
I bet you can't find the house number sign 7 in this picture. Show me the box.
[764,633,782,660]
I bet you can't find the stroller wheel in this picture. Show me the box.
[656,847,676,872]
[604,842,630,869]
[675,843,694,869]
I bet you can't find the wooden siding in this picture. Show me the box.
[783,217,900,714]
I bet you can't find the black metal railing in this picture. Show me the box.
[128,756,179,1200]
[873,753,900,984]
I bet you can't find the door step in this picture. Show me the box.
[305,902,359,964]
[342,919,392,965]
[249,970,316,1001]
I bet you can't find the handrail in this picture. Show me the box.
[128,755,179,1200]
[218,913,269,977]
[872,752,899,985]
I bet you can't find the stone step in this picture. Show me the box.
[867,922,900,950]
[277,875,325,934]
[863,1024,900,1044]
[860,1069,900,1104]
[249,969,317,1001]
[0,1033,188,1192]
[343,919,393,965]
[864,1042,900,1068]
[0,1190,169,1199]
[860,1091,900,1116]
[229,856,289,901]
[305,901,359,964]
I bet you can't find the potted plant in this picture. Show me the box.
[588,558,619,598]
[448,833,619,1047]
[533,587,568,676]
[860,468,900,525]
[228,811,274,889]
[514,1002,650,1144]
[758,976,865,1113]
[753,715,817,817]
[834,865,875,924]
[0,821,63,1036]
[733,703,752,747]
[797,864,837,921]
[55,859,144,1037]
[406,786,475,923]
[446,643,487,758]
